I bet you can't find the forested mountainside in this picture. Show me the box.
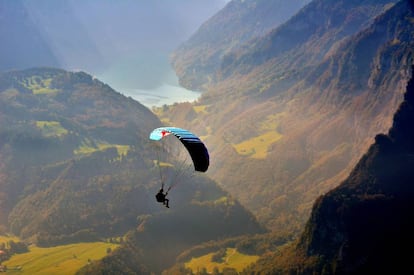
[245,64,414,274]
[171,0,311,90]
[0,68,265,273]
[0,67,157,229]
[158,0,414,234]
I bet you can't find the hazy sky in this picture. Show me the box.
[16,0,229,67]
[2,0,229,71]
[0,0,232,107]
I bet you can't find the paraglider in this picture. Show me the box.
[149,127,209,208]
[155,187,169,208]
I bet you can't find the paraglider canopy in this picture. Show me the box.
[149,127,209,172]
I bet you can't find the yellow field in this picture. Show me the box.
[0,234,19,244]
[36,121,69,137]
[209,196,236,207]
[232,131,282,159]
[74,141,130,158]
[152,159,175,169]
[193,105,209,114]
[2,242,119,275]
[185,248,259,273]
[24,77,59,94]
[111,144,130,156]
[232,113,284,159]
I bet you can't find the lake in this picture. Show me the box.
[119,84,201,108]
[95,52,201,109]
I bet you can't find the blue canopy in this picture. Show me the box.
[149,127,209,172]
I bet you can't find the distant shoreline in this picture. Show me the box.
[117,83,201,108]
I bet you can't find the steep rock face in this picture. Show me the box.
[297,64,414,274]
[171,0,311,90]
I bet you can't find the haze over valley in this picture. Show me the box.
[0,0,229,107]
[0,0,413,274]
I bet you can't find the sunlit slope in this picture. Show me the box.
[246,62,414,274]
[159,0,413,233]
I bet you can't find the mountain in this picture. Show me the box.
[171,0,311,90]
[158,0,413,234]
[0,67,159,231]
[245,64,414,274]
[172,0,396,90]
[0,68,265,273]
[218,0,400,78]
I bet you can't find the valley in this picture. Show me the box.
[0,0,413,274]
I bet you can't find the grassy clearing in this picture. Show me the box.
[185,248,259,273]
[22,76,59,94]
[232,131,282,159]
[0,234,19,244]
[2,242,119,275]
[111,144,130,157]
[212,196,235,206]
[36,121,68,137]
[193,105,209,114]
[74,142,130,158]
[153,160,174,168]
[232,113,284,159]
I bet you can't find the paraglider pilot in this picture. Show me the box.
[155,187,169,208]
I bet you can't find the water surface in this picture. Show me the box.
[96,52,201,108]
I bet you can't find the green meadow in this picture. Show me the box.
[2,242,119,275]
[74,141,130,158]
[232,113,284,159]
[232,131,282,159]
[36,121,69,137]
[21,76,59,94]
[185,248,259,273]
[193,105,209,114]
[0,235,19,245]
